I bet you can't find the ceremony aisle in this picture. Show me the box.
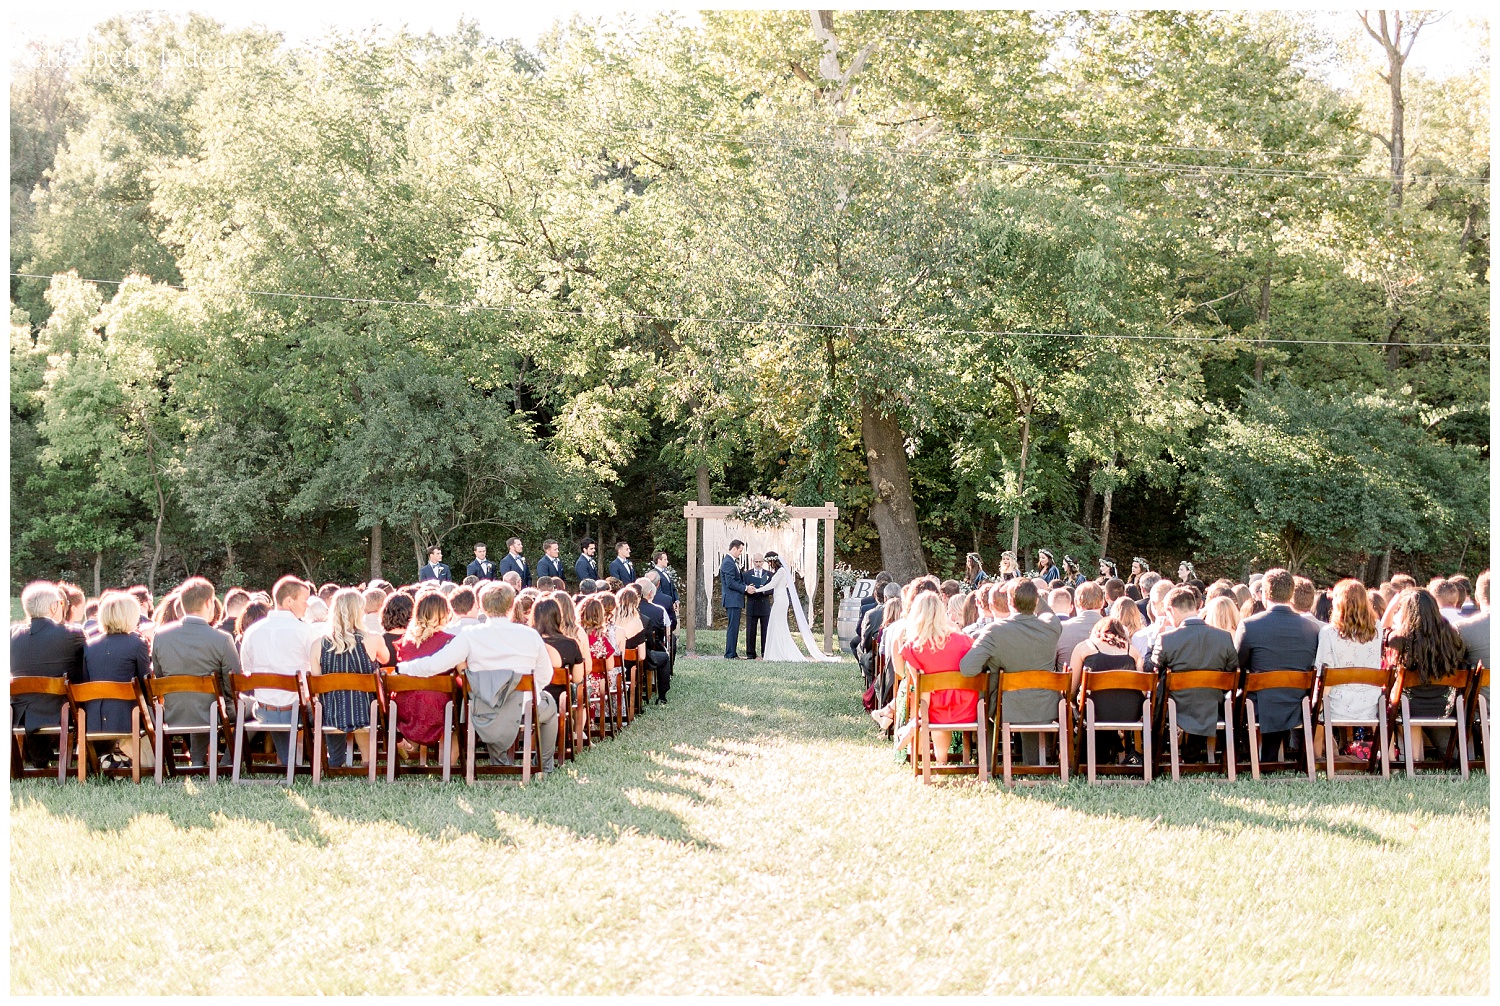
[10,650,1489,994]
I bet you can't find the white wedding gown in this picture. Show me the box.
[760,566,838,662]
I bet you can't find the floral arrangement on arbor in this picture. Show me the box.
[729,495,792,529]
[832,562,867,597]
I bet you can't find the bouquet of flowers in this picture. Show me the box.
[730,495,792,529]
[832,562,867,596]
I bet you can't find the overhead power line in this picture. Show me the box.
[12,271,1488,352]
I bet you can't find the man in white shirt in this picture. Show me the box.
[445,586,484,633]
[398,582,558,773]
[239,576,321,766]
[362,588,386,634]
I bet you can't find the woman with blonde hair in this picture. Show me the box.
[391,590,458,764]
[511,588,539,625]
[315,588,390,768]
[947,592,976,629]
[1202,595,1241,635]
[80,591,151,769]
[1110,596,1146,641]
[614,586,644,652]
[897,590,976,766]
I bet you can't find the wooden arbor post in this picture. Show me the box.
[683,502,839,657]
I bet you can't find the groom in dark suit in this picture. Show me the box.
[720,539,752,659]
[743,552,773,659]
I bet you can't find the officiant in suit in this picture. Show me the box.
[743,552,774,660]
[720,539,751,659]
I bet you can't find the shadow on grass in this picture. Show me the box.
[11,654,868,850]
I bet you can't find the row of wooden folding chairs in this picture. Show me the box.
[904,662,1488,786]
[11,647,652,787]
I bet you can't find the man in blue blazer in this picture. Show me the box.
[609,541,635,583]
[498,537,530,588]
[721,539,752,659]
[466,543,497,581]
[535,539,565,583]
[1234,567,1320,764]
[574,538,599,585]
[418,546,452,583]
[650,551,679,612]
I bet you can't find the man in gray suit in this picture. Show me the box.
[1455,571,1489,707]
[960,579,1064,764]
[152,577,240,767]
[1053,581,1104,674]
[1149,586,1239,763]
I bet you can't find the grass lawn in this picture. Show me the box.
[10,649,1490,994]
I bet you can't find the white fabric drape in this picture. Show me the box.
[700,518,818,627]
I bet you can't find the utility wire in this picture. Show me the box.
[13,271,1488,351]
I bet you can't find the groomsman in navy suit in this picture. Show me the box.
[498,537,530,588]
[742,552,774,659]
[574,538,599,585]
[418,546,452,583]
[720,540,754,659]
[536,539,564,583]
[466,543,497,581]
[609,541,635,583]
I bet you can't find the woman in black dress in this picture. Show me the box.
[1066,616,1144,764]
[80,591,151,768]
[1384,588,1466,762]
[532,597,584,725]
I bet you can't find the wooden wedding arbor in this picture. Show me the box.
[683,502,839,656]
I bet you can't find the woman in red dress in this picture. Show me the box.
[579,596,616,728]
[899,591,976,765]
[392,591,459,765]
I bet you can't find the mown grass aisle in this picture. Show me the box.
[10,653,1490,994]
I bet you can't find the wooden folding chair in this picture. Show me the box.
[996,670,1072,786]
[464,673,543,785]
[546,663,574,765]
[146,675,226,785]
[620,647,643,721]
[68,680,149,784]
[1318,666,1391,780]
[587,657,618,743]
[230,672,303,785]
[1394,667,1471,779]
[909,671,988,784]
[1079,669,1155,783]
[307,672,382,784]
[382,673,458,783]
[8,677,72,783]
[1242,670,1317,781]
[1161,670,1236,782]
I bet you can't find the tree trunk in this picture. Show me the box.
[860,396,927,581]
[695,463,710,505]
[1097,482,1114,563]
[146,441,165,594]
[1010,405,1032,556]
[1377,546,1392,584]
[369,521,383,581]
[410,520,424,573]
[1081,482,1095,533]
[1386,22,1406,211]
[93,551,102,597]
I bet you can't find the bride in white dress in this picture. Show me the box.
[759,552,838,662]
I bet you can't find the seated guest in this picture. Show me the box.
[1292,576,1322,623]
[1385,588,1466,762]
[1313,579,1383,756]
[511,588,539,624]
[1450,574,1478,616]
[1111,596,1146,642]
[1313,590,1334,623]
[1046,587,1074,621]
[361,588,386,634]
[501,571,523,590]
[1235,568,1320,763]
[1136,572,1161,620]
[462,574,480,588]
[940,579,962,601]
[1054,581,1105,674]
[1434,580,1465,624]
[152,577,241,767]
[596,592,618,650]
[304,596,330,628]
[533,596,586,734]
[80,591,152,768]
[1103,578,1126,605]
[59,583,86,628]
[900,591,976,766]
[1202,595,1240,635]
[82,599,102,639]
[313,589,389,768]
[947,592,976,628]
[446,586,482,632]
[239,577,321,766]
[1068,615,1142,763]
[1149,586,1239,763]
[958,579,1063,764]
[605,576,624,592]
[219,589,250,634]
[151,589,184,638]
[1131,580,1175,661]
[614,586,645,656]
[578,597,614,739]
[128,585,155,628]
[397,583,560,774]
[392,591,458,765]
[1455,571,1489,671]
[635,577,672,703]
[578,578,598,596]
[235,598,271,643]
[377,592,414,672]
[11,581,85,767]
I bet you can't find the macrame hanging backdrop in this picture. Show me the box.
[683,502,839,657]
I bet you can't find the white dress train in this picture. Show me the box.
[760,566,837,662]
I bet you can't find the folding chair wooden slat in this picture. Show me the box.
[464,673,542,785]
[1078,668,1154,783]
[230,672,303,785]
[307,672,381,784]
[8,676,72,783]
[1161,669,1236,782]
[382,673,457,783]
[997,670,1071,786]
[1473,664,1489,774]
[1394,667,1471,779]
